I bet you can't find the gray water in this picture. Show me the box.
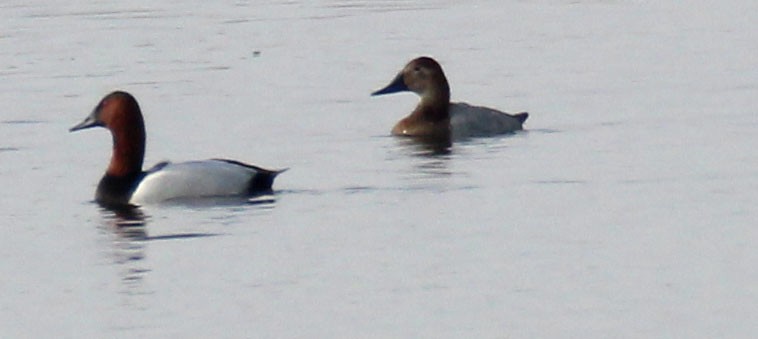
[1,1,757,338]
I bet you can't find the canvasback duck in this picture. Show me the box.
[372,56,528,140]
[70,91,284,206]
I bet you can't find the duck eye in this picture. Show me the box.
[413,66,421,72]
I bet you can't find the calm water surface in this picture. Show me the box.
[1,1,757,338]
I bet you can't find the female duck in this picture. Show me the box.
[70,91,284,206]
[372,56,528,140]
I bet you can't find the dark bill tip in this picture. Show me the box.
[69,114,101,132]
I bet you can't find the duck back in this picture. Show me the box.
[449,102,528,139]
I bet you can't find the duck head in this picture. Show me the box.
[70,91,143,132]
[70,91,146,177]
[372,56,450,102]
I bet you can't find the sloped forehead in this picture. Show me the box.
[96,91,139,113]
[407,56,443,72]
[92,91,143,127]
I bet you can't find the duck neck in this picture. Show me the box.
[413,83,450,123]
[106,119,145,178]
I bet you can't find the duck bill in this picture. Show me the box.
[371,73,409,96]
[69,111,101,132]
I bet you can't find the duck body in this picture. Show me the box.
[71,91,283,206]
[98,159,281,205]
[373,57,528,140]
[449,102,528,139]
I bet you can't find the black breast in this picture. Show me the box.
[95,172,145,206]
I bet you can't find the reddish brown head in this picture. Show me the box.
[70,91,146,177]
[372,56,450,101]
[372,57,452,127]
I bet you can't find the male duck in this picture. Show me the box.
[372,56,528,140]
[70,91,284,206]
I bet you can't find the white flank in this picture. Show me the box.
[129,160,256,204]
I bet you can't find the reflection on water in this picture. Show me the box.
[97,197,279,243]
[102,204,148,241]
[95,198,277,307]
[388,137,460,192]
[158,194,279,210]
[97,204,151,296]
[394,135,452,157]
[96,198,276,283]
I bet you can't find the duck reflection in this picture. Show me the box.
[101,204,148,241]
[95,197,277,298]
[391,137,455,181]
[98,202,247,243]
[395,135,452,157]
[96,204,151,292]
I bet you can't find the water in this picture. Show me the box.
[2,1,757,337]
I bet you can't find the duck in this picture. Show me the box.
[70,91,284,206]
[372,56,528,140]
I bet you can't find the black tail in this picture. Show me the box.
[248,168,287,193]
[212,158,287,193]
[513,112,529,124]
